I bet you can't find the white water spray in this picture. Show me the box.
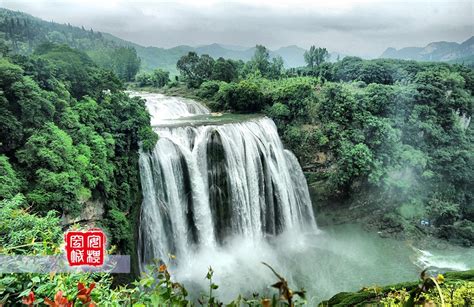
[137,93,317,271]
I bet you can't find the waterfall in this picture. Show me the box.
[129,91,210,124]
[137,93,317,270]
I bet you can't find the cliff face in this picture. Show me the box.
[61,199,105,228]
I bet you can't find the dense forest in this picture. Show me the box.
[153,45,474,246]
[0,40,158,259]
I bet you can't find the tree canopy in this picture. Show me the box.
[0,42,157,251]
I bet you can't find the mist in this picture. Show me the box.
[0,0,472,57]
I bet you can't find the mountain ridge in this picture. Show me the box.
[2,7,473,74]
[0,7,341,72]
[380,36,474,62]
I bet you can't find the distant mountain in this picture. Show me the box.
[273,45,306,67]
[129,42,314,74]
[75,34,314,73]
[380,36,474,62]
[0,7,335,75]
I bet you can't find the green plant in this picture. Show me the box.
[262,262,306,306]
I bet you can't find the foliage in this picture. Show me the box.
[321,270,474,306]
[108,47,141,82]
[0,194,62,255]
[264,77,317,120]
[332,57,395,85]
[184,52,473,245]
[265,102,290,120]
[267,60,472,244]
[176,51,206,88]
[0,44,157,252]
[242,45,284,79]
[176,51,244,88]
[304,46,329,68]
[197,80,223,99]
[262,262,307,306]
[0,9,142,81]
[16,122,87,214]
[135,68,170,88]
[211,57,238,82]
[0,155,21,199]
[32,42,123,99]
[216,79,267,112]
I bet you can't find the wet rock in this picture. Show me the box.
[61,199,104,228]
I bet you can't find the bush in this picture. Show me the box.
[217,80,266,112]
[0,194,62,255]
[197,80,221,99]
[265,102,290,119]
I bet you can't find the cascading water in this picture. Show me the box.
[130,91,209,124]
[137,93,317,269]
[134,93,474,303]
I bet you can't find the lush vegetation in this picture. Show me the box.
[0,8,141,81]
[0,41,157,259]
[166,48,474,246]
[0,196,306,306]
[1,191,472,306]
[1,6,473,305]
[135,68,170,88]
[320,270,474,306]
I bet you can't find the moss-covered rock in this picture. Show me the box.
[320,270,474,306]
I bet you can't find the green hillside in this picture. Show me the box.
[0,8,141,81]
[0,8,312,76]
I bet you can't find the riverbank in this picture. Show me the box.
[320,270,474,306]
[310,185,474,249]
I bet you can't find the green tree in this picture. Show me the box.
[135,69,170,87]
[304,46,329,68]
[0,194,62,255]
[16,122,86,214]
[34,43,123,99]
[0,155,21,199]
[332,142,373,192]
[177,51,201,88]
[242,45,283,79]
[252,44,271,74]
[211,57,238,82]
[196,54,215,81]
[217,79,266,112]
[110,47,141,82]
[269,56,284,79]
[151,68,170,87]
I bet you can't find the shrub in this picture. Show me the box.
[217,80,266,112]
[0,155,22,199]
[197,80,221,99]
[265,102,290,119]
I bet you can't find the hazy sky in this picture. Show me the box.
[0,0,472,57]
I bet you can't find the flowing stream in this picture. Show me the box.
[134,92,474,304]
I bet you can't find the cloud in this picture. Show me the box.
[0,0,472,57]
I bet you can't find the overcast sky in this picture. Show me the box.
[0,0,472,57]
